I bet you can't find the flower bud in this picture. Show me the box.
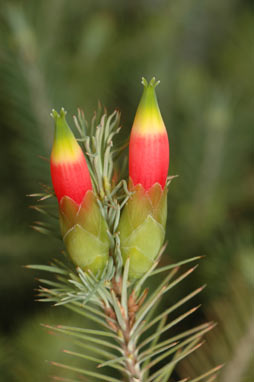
[50,109,109,275]
[50,108,92,204]
[129,77,169,190]
[119,78,169,278]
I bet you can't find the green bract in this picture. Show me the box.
[119,181,167,278]
[59,191,110,275]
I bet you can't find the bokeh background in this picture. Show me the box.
[0,0,253,381]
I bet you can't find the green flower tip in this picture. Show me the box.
[50,107,73,141]
[141,76,160,89]
[137,77,161,118]
[50,107,67,123]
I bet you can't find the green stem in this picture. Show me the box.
[107,277,143,382]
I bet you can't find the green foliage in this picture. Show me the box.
[30,256,219,382]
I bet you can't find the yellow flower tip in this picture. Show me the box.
[50,108,82,164]
[132,77,166,135]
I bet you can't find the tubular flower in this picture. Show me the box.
[119,78,169,278]
[129,77,169,189]
[50,109,109,275]
[50,109,92,204]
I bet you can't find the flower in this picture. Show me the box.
[50,108,92,204]
[50,109,109,275]
[129,77,169,190]
[119,78,169,278]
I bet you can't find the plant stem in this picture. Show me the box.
[121,323,142,382]
[105,278,143,382]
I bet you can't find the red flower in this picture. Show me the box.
[50,108,92,204]
[129,77,169,190]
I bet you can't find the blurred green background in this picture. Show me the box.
[0,0,253,381]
